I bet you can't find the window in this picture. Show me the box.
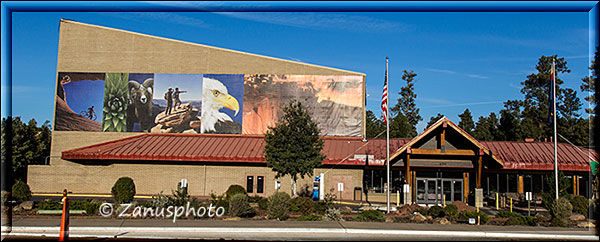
[257,176,264,194]
[498,173,507,193]
[524,175,532,193]
[507,174,517,193]
[532,174,543,194]
[246,176,254,193]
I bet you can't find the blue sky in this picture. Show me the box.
[5,3,596,134]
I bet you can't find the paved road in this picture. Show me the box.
[2,217,598,241]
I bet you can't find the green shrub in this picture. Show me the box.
[503,215,537,226]
[504,217,522,226]
[12,180,31,202]
[324,207,343,221]
[69,199,100,215]
[414,206,429,216]
[520,216,538,226]
[258,197,269,210]
[268,192,291,220]
[229,193,255,217]
[1,190,8,206]
[459,211,489,225]
[290,197,314,216]
[210,193,229,214]
[428,205,444,218]
[111,177,136,203]
[150,191,170,208]
[496,210,522,218]
[443,204,458,218]
[550,217,566,227]
[594,198,599,236]
[313,201,327,214]
[37,199,62,210]
[570,196,589,216]
[248,195,263,203]
[352,209,385,222]
[550,197,572,225]
[225,185,247,200]
[295,214,323,221]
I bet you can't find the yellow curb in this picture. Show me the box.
[336,201,364,206]
[32,193,153,199]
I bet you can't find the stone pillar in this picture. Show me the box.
[475,188,484,208]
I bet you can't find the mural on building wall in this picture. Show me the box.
[201,74,244,134]
[54,72,105,131]
[102,73,130,132]
[243,74,363,137]
[55,72,363,136]
[126,73,155,132]
[152,73,203,134]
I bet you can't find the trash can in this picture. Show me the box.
[354,187,362,201]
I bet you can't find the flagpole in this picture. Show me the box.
[386,57,390,213]
[553,58,559,200]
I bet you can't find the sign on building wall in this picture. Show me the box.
[54,72,363,137]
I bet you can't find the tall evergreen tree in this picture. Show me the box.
[498,100,523,141]
[1,117,52,184]
[389,70,421,138]
[365,110,385,138]
[264,100,325,197]
[473,113,500,141]
[580,46,599,115]
[425,113,444,129]
[389,112,414,138]
[515,55,586,143]
[458,109,475,135]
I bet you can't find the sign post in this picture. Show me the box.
[525,192,532,216]
[337,182,344,202]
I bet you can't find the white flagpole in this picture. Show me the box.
[553,58,559,200]
[386,57,390,213]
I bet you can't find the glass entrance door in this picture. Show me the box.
[416,178,463,205]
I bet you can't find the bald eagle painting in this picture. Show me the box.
[200,77,242,134]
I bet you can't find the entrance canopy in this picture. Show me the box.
[390,117,503,169]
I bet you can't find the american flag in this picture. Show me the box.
[381,58,389,124]
[548,58,555,125]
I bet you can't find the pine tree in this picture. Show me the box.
[580,46,598,115]
[425,113,444,129]
[458,109,475,135]
[365,110,385,138]
[1,117,52,185]
[389,70,421,138]
[264,100,326,197]
[473,113,500,141]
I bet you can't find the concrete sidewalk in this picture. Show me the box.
[3,217,599,241]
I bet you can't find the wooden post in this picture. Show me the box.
[477,152,483,189]
[412,171,416,203]
[573,175,579,196]
[405,152,411,184]
[518,175,524,194]
[463,172,469,203]
[440,124,446,153]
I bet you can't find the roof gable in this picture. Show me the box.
[390,117,504,167]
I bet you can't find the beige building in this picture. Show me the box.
[28,20,596,205]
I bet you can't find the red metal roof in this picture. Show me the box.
[481,141,598,172]
[61,133,409,166]
[62,133,597,171]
